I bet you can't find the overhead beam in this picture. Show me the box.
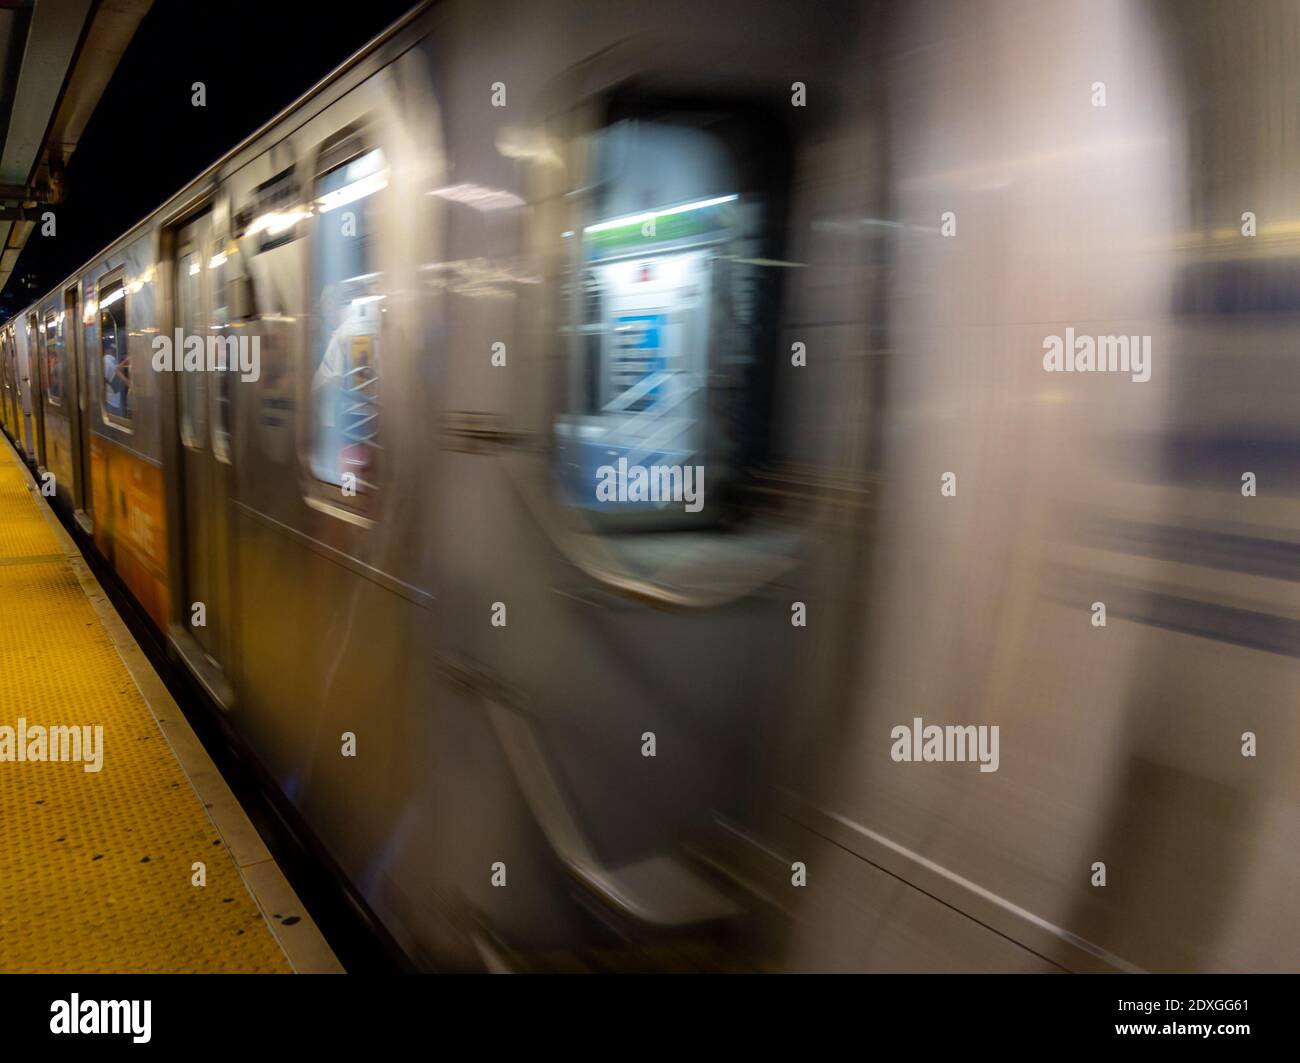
[0,0,94,185]
[0,0,153,300]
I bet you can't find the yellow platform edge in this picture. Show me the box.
[0,435,342,974]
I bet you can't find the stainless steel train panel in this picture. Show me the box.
[6,0,1295,973]
[36,294,78,516]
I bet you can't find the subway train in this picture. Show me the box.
[2,0,1299,972]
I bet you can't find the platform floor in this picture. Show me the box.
[0,438,336,972]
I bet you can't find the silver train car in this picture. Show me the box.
[2,0,1297,972]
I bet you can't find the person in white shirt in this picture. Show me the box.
[103,333,129,417]
[311,284,380,485]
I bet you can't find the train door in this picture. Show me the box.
[33,311,48,469]
[66,285,92,525]
[21,312,40,456]
[0,329,11,440]
[10,325,21,445]
[9,326,19,444]
[174,212,234,697]
[7,323,18,446]
[5,328,16,443]
[478,87,811,941]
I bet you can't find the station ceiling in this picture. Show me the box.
[0,0,152,298]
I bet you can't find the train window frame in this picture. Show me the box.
[177,241,207,451]
[559,99,789,503]
[515,89,804,606]
[239,164,305,257]
[10,327,18,428]
[208,235,234,464]
[42,307,64,408]
[96,270,134,432]
[7,327,16,431]
[26,311,39,404]
[34,315,45,406]
[299,123,389,524]
[1,333,8,438]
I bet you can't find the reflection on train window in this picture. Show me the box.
[43,309,64,405]
[178,250,206,448]
[99,277,131,424]
[309,147,386,495]
[555,115,779,526]
[209,240,232,463]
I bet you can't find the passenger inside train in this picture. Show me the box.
[99,283,130,421]
[310,148,386,492]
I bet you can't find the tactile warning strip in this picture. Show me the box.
[0,442,291,973]
[0,461,63,563]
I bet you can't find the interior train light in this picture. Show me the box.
[99,288,125,309]
[427,183,524,211]
[317,170,388,213]
[208,251,228,269]
[267,209,311,236]
[495,126,562,167]
[583,194,738,235]
[317,174,387,213]
[247,208,312,237]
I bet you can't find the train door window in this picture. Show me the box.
[9,326,18,421]
[2,334,9,433]
[26,312,38,403]
[98,275,132,426]
[9,327,18,418]
[178,248,206,448]
[43,308,64,405]
[554,103,788,529]
[34,316,45,402]
[308,143,387,499]
[209,239,233,462]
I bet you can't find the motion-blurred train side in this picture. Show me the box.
[3,0,1298,972]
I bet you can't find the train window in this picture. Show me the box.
[98,276,132,425]
[34,319,45,402]
[178,249,206,449]
[43,309,64,406]
[26,313,38,401]
[209,240,232,463]
[554,107,786,530]
[308,146,387,496]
